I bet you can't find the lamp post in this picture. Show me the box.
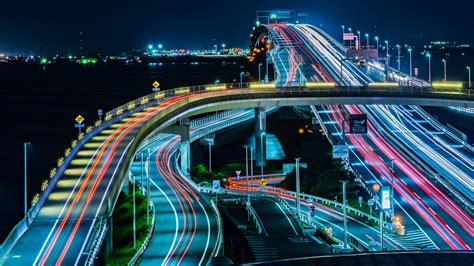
[260,132,265,176]
[426,53,432,83]
[258,63,263,83]
[240,72,244,88]
[408,48,413,76]
[250,146,254,189]
[24,142,31,217]
[341,25,345,43]
[208,140,212,172]
[467,66,471,88]
[244,146,249,202]
[132,173,136,251]
[442,59,447,81]
[348,27,352,48]
[340,180,349,249]
[295,158,301,223]
[396,45,401,72]
[365,33,369,51]
[389,159,396,218]
[375,36,379,61]
[357,31,361,50]
[385,40,389,57]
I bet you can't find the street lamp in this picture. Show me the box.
[341,25,345,43]
[24,142,31,217]
[442,59,447,81]
[467,66,471,88]
[426,53,432,83]
[357,31,361,50]
[258,63,263,83]
[221,43,226,49]
[295,158,301,223]
[385,40,389,57]
[147,44,153,50]
[244,146,250,203]
[396,45,401,72]
[260,132,265,176]
[348,27,352,48]
[389,159,396,218]
[408,48,413,76]
[158,44,163,50]
[240,72,245,88]
[365,33,369,51]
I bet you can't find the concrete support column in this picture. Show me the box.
[255,108,266,170]
[180,132,191,177]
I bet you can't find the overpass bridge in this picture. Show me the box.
[1,82,473,264]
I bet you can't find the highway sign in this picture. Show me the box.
[75,123,85,128]
[368,198,375,206]
[348,114,367,134]
[212,180,220,193]
[381,186,391,210]
[152,81,160,88]
[75,115,85,124]
[343,33,355,41]
[332,145,349,159]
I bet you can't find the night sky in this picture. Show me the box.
[1,0,473,55]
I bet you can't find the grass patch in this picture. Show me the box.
[106,185,152,265]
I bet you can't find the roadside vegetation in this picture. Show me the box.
[106,185,151,265]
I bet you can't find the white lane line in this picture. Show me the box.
[74,138,134,265]
[33,142,104,266]
[274,201,298,235]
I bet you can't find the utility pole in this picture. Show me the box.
[295,158,301,222]
[132,174,136,251]
[24,142,30,217]
[340,180,349,249]
[147,148,151,226]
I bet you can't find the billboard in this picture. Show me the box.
[332,145,349,159]
[349,114,368,134]
[381,186,391,210]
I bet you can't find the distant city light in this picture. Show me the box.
[148,44,153,50]
[158,44,163,49]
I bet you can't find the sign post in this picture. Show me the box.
[75,115,85,134]
[98,109,103,122]
[152,81,160,92]
[235,170,241,181]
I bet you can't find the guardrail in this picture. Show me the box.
[209,199,224,257]
[2,81,473,261]
[128,201,156,266]
[245,201,267,236]
[84,219,108,265]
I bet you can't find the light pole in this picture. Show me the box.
[250,146,254,188]
[467,66,471,88]
[244,146,249,202]
[340,180,349,249]
[442,59,447,81]
[240,72,244,88]
[260,132,265,176]
[385,40,389,57]
[341,25,345,44]
[408,48,413,76]
[295,158,301,223]
[258,63,263,83]
[24,142,31,217]
[147,149,151,226]
[132,173,136,251]
[375,36,379,61]
[348,27,352,48]
[357,31,361,50]
[426,53,432,83]
[389,159,396,218]
[365,33,369,51]
[396,45,401,72]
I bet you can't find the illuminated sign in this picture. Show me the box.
[332,145,349,159]
[381,186,391,210]
[349,114,368,134]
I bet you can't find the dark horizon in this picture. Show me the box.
[1,0,473,55]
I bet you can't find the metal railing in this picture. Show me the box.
[2,81,473,262]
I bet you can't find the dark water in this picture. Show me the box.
[0,61,245,240]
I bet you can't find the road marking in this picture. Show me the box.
[275,201,298,235]
[74,138,134,265]
[33,142,104,266]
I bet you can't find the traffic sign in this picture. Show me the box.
[381,186,391,210]
[152,81,160,88]
[75,123,84,128]
[332,145,349,159]
[98,109,103,116]
[372,183,381,192]
[235,170,241,181]
[260,178,267,187]
[75,115,85,124]
[368,198,375,206]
